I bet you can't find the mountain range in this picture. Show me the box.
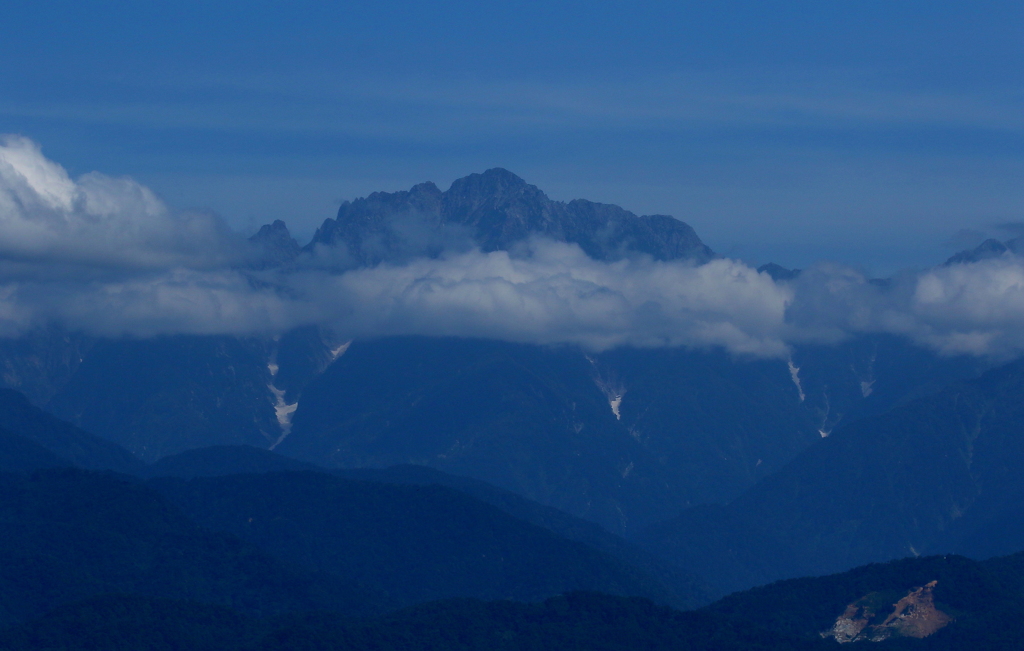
[7,395,1024,648]
[3,168,1024,647]
[640,356,1024,593]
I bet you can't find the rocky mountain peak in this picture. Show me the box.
[945,236,1024,266]
[304,169,715,266]
[444,168,539,209]
[251,219,291,240]
[248,219,301,268]
[757,263,801,281]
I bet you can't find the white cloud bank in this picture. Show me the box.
[2,135,1024,359]
[0,135,242,276]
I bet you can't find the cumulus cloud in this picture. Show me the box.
[0,135,243,277]
[897,259,1024,356]
[779,257,1024,359]
[0,244,794,354]
[3,136,1024,360]
[290,243,794,355]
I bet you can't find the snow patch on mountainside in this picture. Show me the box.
[817,392,833,438]
[855,351,877,398]
[787,359,806,402]
[860,379,875,398]
[608,394,623,420]
[586,356,627,420]
[331,341,351,360]
[595,378,626,421]
[268,384,297,449]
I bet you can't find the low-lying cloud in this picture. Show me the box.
[3,136,1024,360]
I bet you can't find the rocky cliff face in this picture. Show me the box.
[306,168,715,266]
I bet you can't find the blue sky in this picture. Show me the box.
[3,1,1023,273]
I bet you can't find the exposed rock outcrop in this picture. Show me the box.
[823,580,952,643]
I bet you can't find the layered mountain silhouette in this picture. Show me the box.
[0,166,989,535]
[703,551,1024,648]
[0,468,380,628]
[151,470,690,608]
[7,545,1024,649]
[0,169,1015,618]
[6,169,1024,648]
[0,396,712,616]
[276,334,982,533]
[142,444,709,606]
[0,591,832,651]
[0,389,142,473]
[45,336,280,462]
[640,356,1024,594]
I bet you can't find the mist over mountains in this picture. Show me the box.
[4,135,1024,358]
[8,132,1024,647]
[0,135,1017,532]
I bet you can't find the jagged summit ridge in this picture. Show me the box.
[944,236,1024,266]
[303,168,715,266]
[248,219,301,268]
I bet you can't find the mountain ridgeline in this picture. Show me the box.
[303,168,715,266]
[0,395,713,615]
[639,357,1024,594]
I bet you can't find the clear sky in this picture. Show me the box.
[3,1,1023,274]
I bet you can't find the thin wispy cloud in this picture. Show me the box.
[6,70,1024,141]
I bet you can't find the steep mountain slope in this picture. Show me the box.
[594,346,820,509]
[0,468,380,628]
[144,444,319,478]
[640,357,1024,594]
[787,334,983,438]
[0,388,142,473]
[307,168,715,266]
[46,336,281,461]
[0,428,69,472]
[247,219,301,268]
[144,444,713,607]
[278,334,981,533]
[335,463,714,607]
[150,470,694,608]
[0,170,984,503]
[278,337,670,531]
[0,327,94,406]
[269,325,340,404]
